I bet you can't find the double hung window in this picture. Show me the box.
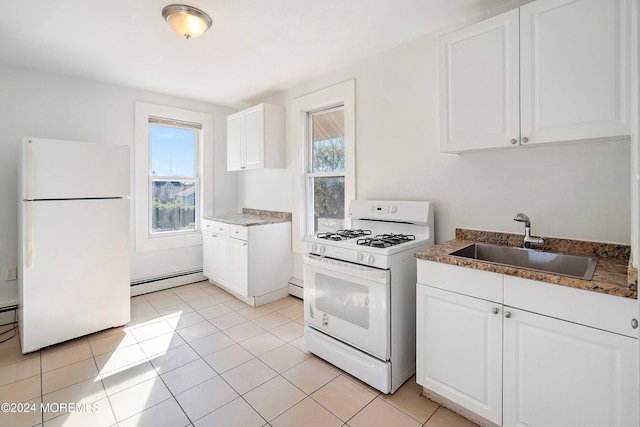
[149,120,200,235]
[306,107,346,234]
[291,79,354,253]
[135,102,212,253]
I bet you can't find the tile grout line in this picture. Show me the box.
[305,374,377,425]
[113,289,192,425]
[88,338,119,427]
[128,289,196,426]
[17,284,303,426]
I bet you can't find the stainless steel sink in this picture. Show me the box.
[448,243,599,280]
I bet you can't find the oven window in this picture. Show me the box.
[315,273,369,329]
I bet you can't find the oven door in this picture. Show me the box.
[303,254,390,360]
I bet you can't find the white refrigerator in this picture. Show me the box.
[18,137,131,353]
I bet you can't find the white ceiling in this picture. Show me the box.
[0,0,512,107]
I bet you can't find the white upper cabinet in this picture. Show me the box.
[227,103,285,171]
[440,0,631,153]
[226,113,244,170]
[520,0,631,146]
[439,9,520,153]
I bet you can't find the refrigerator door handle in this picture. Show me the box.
[26,202,34,268]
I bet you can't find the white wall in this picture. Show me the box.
[0,64,238,305]
[241,22,631,279]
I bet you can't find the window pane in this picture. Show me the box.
[150,125,195,177]
[312,109,344,173]
[312,138,345,173]
[312,176,345,233]
[152,180,196,232]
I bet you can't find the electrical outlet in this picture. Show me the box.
[4,266,17,281]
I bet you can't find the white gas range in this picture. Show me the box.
[303,200,434,394]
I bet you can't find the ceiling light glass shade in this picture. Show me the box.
[162,4,212,39]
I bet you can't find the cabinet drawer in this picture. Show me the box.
[229,225,248,241]
[202,220,230,235]
[504,276,638,338]
[417,260,503,303]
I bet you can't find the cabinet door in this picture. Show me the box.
[417,285,503,425]
[228,237,249,297]
[439,9,520,153]
[503,308,638,427]
[212,234,230,287]
[243,105,264,170]
[202,231,215,279]
[520,0,630,145]
[227,112,244,171]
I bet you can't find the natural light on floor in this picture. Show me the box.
[0,281,473,427]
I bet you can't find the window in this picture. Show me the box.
[291,80,355,253]
[135,102,213,253]
[149,122,199,235]
[306,107,346,234]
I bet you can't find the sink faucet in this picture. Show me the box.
[513,213,544,249]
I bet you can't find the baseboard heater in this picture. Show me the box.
[288,277,303,299]
[131,269,206,296]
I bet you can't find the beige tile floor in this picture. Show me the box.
[0,281,479,427]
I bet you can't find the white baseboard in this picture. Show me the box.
[131,271,206,297]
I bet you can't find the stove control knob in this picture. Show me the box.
[319,245,326,255]
[310,244,317,253]
[355,252,363,263]
[365,254,374,264]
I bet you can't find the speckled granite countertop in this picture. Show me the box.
[203,208,292,227]
[415,229,637,299]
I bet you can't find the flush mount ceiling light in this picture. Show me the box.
[162,4,212,39]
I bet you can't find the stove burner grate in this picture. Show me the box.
[356,233,416,248]
[316,229,372,240]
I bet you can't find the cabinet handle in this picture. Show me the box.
[492,308,499,314]
[521,137,529,143]
[632,318,638,329]
[510,139,517,145]
[504,311,512,318]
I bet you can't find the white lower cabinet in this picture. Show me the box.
[202,219,291,304]
[202,230,215,279]
[416,285,503,425]
[203,221,230,287]
[503,307,638,427]
[416,260,639,427]
[212,234,230,288]
[228,235,249,297]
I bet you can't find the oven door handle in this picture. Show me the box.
[304,254,388,283]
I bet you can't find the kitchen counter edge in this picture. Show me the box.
[203,209,291,227]
[415,238,636,299]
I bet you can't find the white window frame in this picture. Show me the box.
[305,106,347,235]
[148,122,200,237]
[134,102,213,253]
[291,80,356,254]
